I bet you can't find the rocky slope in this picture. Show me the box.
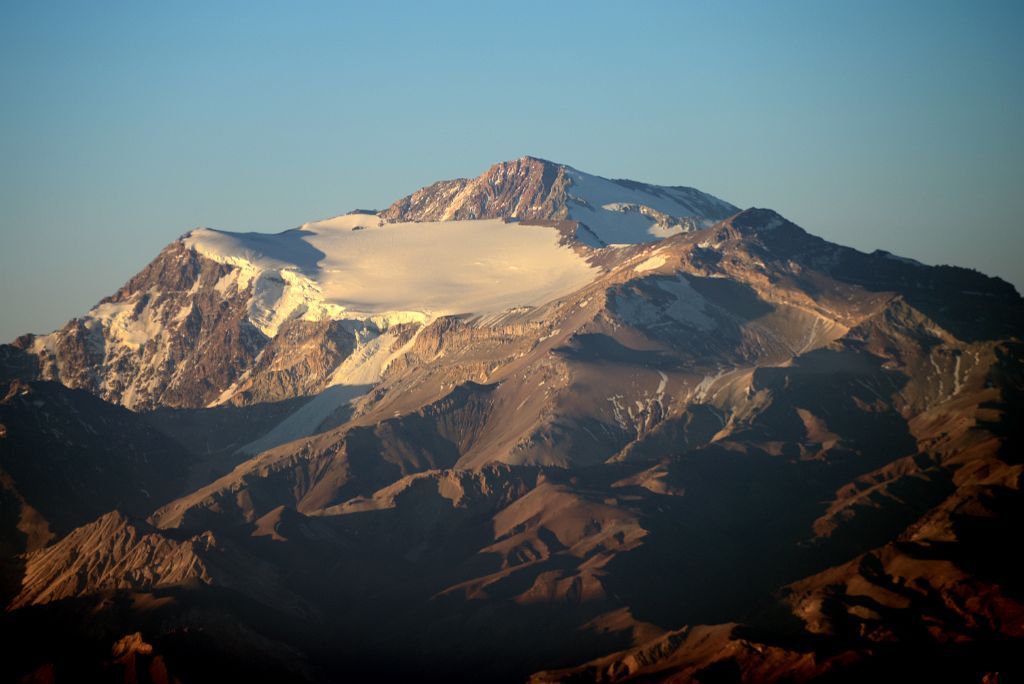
[0,158,1021,683]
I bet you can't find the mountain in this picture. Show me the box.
[1,158,1022,683]
[0,157,736,413]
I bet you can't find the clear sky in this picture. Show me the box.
[2,1,1022,341]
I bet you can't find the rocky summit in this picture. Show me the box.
[1,157,1022,683]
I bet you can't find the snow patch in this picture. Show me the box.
[613,277,715,331]
[236,322,427,453]
[563,168,734,245]
[657,371,668,395]
[185,218,598,334]
[239,384,370,456]
[634,255,667,273]
[89,298,162,350]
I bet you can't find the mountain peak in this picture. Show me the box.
[379,156,570,224]
[730,207,790,233]
[380,158,737,245]
[509,154,557,165]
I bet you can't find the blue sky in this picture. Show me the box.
[2,1,1022,341]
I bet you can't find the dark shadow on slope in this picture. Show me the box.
[599,446,830,629]
[614,404,726,462]
[829,250,1024,343]
[745,347,916,458]
[807,458,957,560]
[685,276,774,321]
[143,395,312,477]
[596,345,919,630]
[978,341,1024,465]
[0,585,328,684]
[0,341,39,381]
[0,381,194,540]
[0,555,26,608]
[553,333,684,371]
[947,483,1024,603]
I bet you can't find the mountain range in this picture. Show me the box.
[1,156,1022,683]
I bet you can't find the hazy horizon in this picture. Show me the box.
[2,1,1022,341]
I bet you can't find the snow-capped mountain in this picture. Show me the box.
[2,157,736,412]
[1,158,1022,683]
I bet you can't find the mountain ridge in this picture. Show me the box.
[380,156,738,245]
